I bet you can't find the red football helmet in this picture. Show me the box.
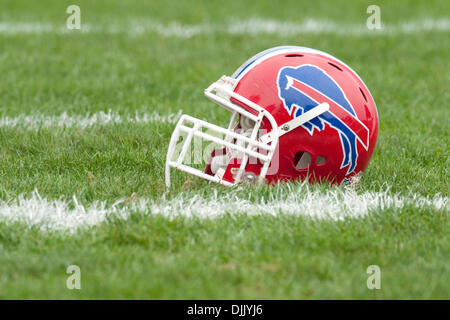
[166,46,378,187]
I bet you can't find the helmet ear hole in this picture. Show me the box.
[294,151,312,169]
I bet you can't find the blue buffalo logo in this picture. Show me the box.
[277,64,369,174]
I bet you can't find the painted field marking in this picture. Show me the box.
[0,187,447,234]
[0,18,448,37]
[0,110,182,130]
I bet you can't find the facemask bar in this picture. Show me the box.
[165,76,280,188]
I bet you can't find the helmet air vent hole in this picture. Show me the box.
[285,54,304,58]
[294,151,312,169]
[316,156,326,165]
[328,62,343,71]
[359,87,368,102]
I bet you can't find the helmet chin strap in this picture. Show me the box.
[259,102,330,144]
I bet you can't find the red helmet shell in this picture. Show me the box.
[225,47,379,184]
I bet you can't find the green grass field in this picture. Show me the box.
[0,0,448,299]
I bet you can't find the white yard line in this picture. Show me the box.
[0,110,182,129]
[0,18,448,37]
[0,187,447,234]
